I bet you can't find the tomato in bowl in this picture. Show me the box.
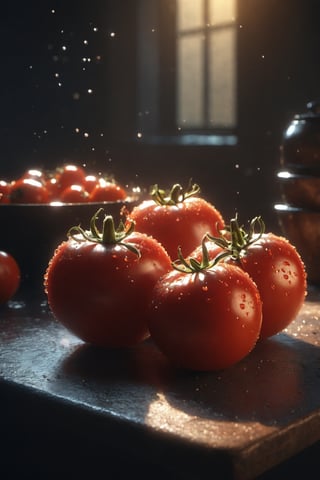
[0,191,141,296]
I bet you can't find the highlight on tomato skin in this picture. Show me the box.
[59,184,89,203]
[9,177,50,204]
[236,234,307,339]
[54,164,87,193]
[0,180,11,203]
[88,178,127,202]
[201,215,307,339]
[44,209,172,348]
[128,181,225,260]
[1,164,128,204]
[148,246,262,371]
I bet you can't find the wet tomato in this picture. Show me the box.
[9,178,49,203]
[20,168,46,183]
[55,164,86,192]
[83,174,100,194]
[129,182,225,260]
[88,178,127,202]
[45,177,60,201]
[0,251,20,304]
[44,209,172,347]
[203,216,307,339]
[148,247,262,371]
[59,184,89,203]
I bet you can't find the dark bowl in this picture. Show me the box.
[276,170,320,209]
[275,203,320,285]
[0,196,140,297]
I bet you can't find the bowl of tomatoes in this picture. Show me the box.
[0,164,141,295]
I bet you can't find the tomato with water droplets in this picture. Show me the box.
[199,216,307,339]
[129,182,225,260]
[44,209,172,347]
[148,261,262,371]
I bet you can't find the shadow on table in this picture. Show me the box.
[60,331,320,427]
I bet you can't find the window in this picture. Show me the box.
[176,0,237,131]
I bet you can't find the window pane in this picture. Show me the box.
[177,35,204,127]
[177,0,204,30]
[209,0,236,24]
[208,28,236,127]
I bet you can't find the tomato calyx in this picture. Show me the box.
[150,180,200,206]
[172,237,217,273]
[207,214,265,261]
[67,208,141,257]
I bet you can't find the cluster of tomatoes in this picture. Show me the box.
[0,164,127,204]
[44,182,307,371]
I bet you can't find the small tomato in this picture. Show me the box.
[9,178,49,204]
[88,178,127,202]
[59,184,89,203]
[0,251,21,304]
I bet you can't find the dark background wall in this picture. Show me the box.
[1,1,320,230]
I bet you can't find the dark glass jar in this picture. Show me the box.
[280,100,320,174]
[276,100,320,284]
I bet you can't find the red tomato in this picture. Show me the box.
[59,184,89,203]
[9,178,49,203]
[55,164,86,192]
[44,208,172,347]
[129,182,225,260]
[0,180,11,204]
[200,216,307,339]
[83,174,100,194]
[0,251,20,304]
[148,256,262,371]
[45,177,61,201]
[88,178,127,202]
[21,168,46,183]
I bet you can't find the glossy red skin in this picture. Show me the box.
[45,177,60,201]
[0,180,11,203]
[20,168,46,183]
[44,232,172,347]
[0,251,20,304]
[55,164,86,192]
[9,178,49,203]
[191,233,307,339]
[59,184,89,203]
[83,174,99,194]
[88,180,127,202]
[149,264,262,371]
[129,197,225,260]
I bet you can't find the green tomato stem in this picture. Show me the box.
[67,208,140,257]
[207,214,265,260]
[150,180,200,206]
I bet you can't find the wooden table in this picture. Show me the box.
[1,287,320,479]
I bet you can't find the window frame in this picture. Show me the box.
[136,0,238,146]
[176,0,237,131]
